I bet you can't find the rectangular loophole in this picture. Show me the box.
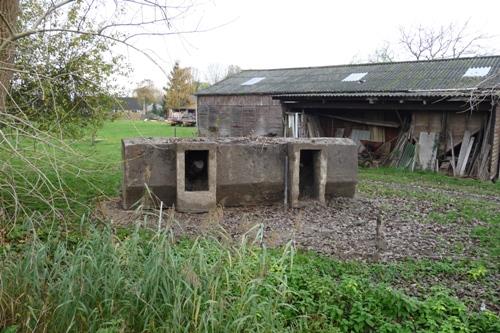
[299,149,321,200]
[185,150,209,191]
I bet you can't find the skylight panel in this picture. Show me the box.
[463,67,491,77]
[342,72,368,82]
[241,77,265,85]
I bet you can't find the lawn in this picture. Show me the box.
[1,120,499,332]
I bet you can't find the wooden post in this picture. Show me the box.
[490,103,500,179]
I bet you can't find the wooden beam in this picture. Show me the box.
[288,103,489,112]
[320,114,400,128]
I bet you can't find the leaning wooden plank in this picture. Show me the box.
[399,143,415,169]
[478,145,491,180]
[306,120,315,138]
[312,116,324,137]
[411,144,418,171]
[449,131,456,176]
[467,136,482,176]
[456,130,471,174]
[474,115,492,178]
[459,137,475,176]
[418,132,438,171]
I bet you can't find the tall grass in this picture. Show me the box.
[2,220,499,332]
[0,223,294,332]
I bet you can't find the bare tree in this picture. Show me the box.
[367,42,394,63]
[226,64,242,77]
[205,63,241,85]
[399,21,492,60]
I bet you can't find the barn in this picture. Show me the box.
[196,56,500,180]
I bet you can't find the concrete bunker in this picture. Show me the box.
[122,137,357,212]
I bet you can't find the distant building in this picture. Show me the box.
[113,97,143,113]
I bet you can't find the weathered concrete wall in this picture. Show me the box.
[122,138,177,209]
[216,142,287,206]
[122,137,357,211]
[325,141,359,198]
[197,95,284,137]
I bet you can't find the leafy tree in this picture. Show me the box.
[194,81,211,92]
[133,79,161,113]
[0,0,203,223]
[8,0,122,141]
[163,61,195,110]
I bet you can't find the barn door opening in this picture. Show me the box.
[299,149,321,200]
[185,150,209,191]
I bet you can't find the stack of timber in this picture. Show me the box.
[383,112,495,179]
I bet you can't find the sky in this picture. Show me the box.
[116,0,500,92]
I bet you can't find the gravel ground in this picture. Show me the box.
[100,194,485,262]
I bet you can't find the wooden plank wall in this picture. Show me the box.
[197,95,283,137]
[490,103,500,179]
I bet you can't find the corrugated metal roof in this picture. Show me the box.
[273,90,493,99]
[196,56,500,96]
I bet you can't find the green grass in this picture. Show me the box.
[68,120,197,206]
[0,120,197,221]
[75,119,197,159]
[1,120,499,332]
[360,167,500,197]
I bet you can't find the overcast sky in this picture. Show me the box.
[117,0,500,92]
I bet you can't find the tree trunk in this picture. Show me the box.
[0,0,19,114]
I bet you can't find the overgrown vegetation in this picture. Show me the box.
[1,121,499,332]
[1,223,499,332]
